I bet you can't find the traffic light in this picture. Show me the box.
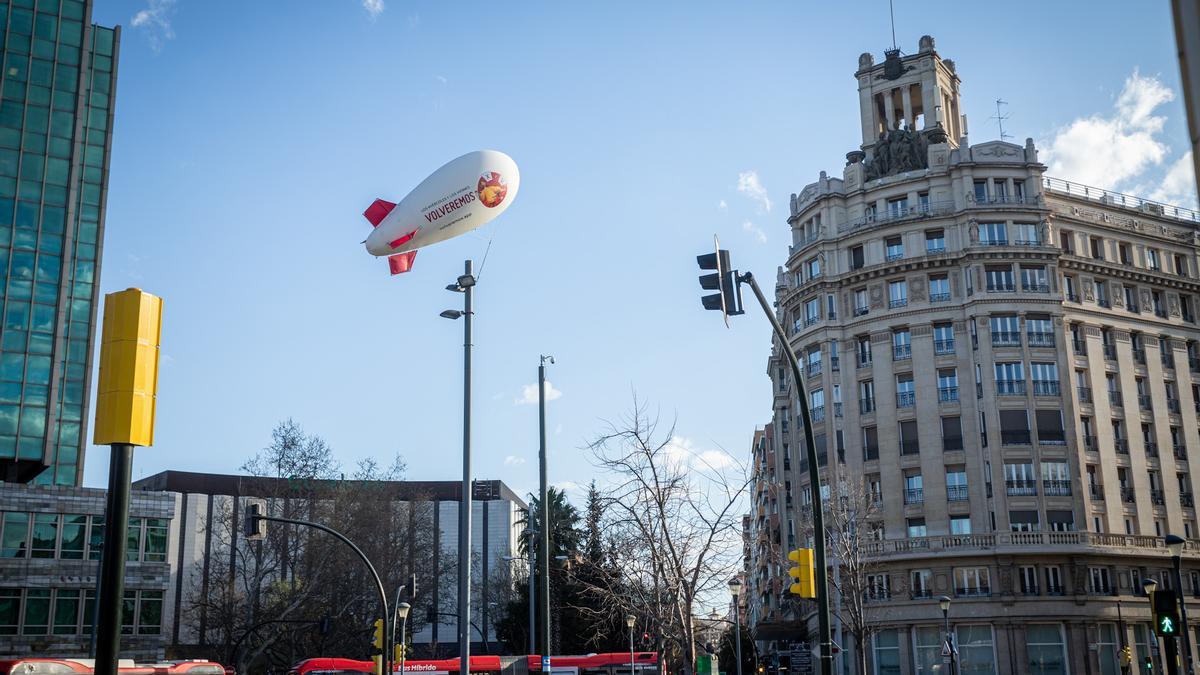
[1154,588,1181,636]
[394,643,407,663]
[697,248,744,318]
[1120,645,1132,668]
[1145,655,1154,670]
[244,500,266,541]
[372,618,385,650]
[787,548,816,598]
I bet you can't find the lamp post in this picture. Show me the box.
[627,614,637,675]
[539,355,555,675]
[939,596,957,675]
[397,602,411,675]
[441,260,476,675]
[503,532,536,655]
[728,578,744,675]
[1168,535,1195,675]
[1146,578,1167,675]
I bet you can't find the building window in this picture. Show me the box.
[887,196,909,219]
[804,297,820,326]
[1042,461,1070,496]
[885,236,904,261]
[1090,567,1113,594]
[1005,461,1036,494]
[955,567,990,596]
[1044,566,1064,595]
[1010,510,1040,532]
[942,416,964,452]
[850,245,865,270]
[1125,285,1140,312]
[995,363,1026,396]
[1036,410,1066,445]
[1021,265,1049,292]
[947,467,968,501]
[888,280,907,308]
[826,294,837,321]
[934,323,955,354]
[863,426,879,461]
[911,569,932,599]
[906,517,926,537]
[1026,624,1068,675]
[896,374,915,407]
[1175,254,1189,277]
[957,625,998,674]
[937,368,959,404]
[973,181,988,202]
[926,229,945,254]
[980,222,1007,245]
[873,630,901,675]
[1013,222,1039,245]
[900,419,919,455]
[1020,566,1039,595]
[929,274,950,302]
[866,573,891,600]
[1147,248,1161,271]
[893,328,911,360]
[1031,363,1059,396]
[1120,243,1133,265]
[1091,236,1105,260]
[991,314,1020,346]
[1,513,29,558]
[951,516,972,535]
[860,379,876,414]
[1027,315,1054,347]
[986,265,1015,291]
[805,257,821,280]
[1060,230,1074,253]
[856,335,872,366]
[913,626,944,674]
[1063,275,1078,301]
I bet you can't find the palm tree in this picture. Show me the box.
[516,487,582,556]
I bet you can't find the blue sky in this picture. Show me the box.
[82,0,1197,502]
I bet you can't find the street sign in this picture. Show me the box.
[942,640,953,658]
[542,657,551,672]
[789,642,812,675]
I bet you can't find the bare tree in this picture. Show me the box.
[576,398,751,675]
[821,477,883,675]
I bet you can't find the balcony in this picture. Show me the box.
[1104,344,1117,359]
[1151,489,1166,506]
[1039,431,1066,445]
[893,344,912,361]
[1033,381,1060,396]
[981,238,1009,247]
[947,485,969,502]
[1168,399,1181,414]
[1021,585,1041,596]
[1121,487,1136,503]
[904,487,924,504]
[808,361,822,376]
[910,589,933,600]
[939,387,959,403]
[1066,291,1080,302]
[1183,493,1195,508]
[860,398,876,414]
[1002,430,1032,445]
[955,586,991,598]
[992,332,1021,347]
[1176,445,1188,461]
[1083,435,1096,450]
[1116,439,1129,454]
[811,406,825,422]
[1078,386,1093,403]
[857,354,872,368]
[1109,390,1124,407]
[804,316,820,328]
[830,356,840,371]
[860,528,1200,560]
[930,292,951,303]
[1024,283,1050,293]
[886,252,904,262]
[1073,340,1086,356]
[987,283,1016,293]
[1139,394,1152,411]
[926,244,946,255]
[996,380,1026,396]
[854,306,869,316]
[1007,479,1037,496]
[1146,442,1159,457]
[1043,480,1072,496]
[1133,349,1147,364]
[1027,332,1056,348]
[1090,484,1105,501]
[934,339,955,355]
[889,298,908,309]
[896,391,915,408]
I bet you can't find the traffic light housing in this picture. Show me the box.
[788,548,816,598]
[244,500,266,541]
[1154,588,1181,636]
[394,643,407,663]
[697,249,744,318]
[1120,645,1132,668]
[372,618,385,649]
[1145,655,1154,670]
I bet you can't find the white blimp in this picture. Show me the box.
[362,150,520,274]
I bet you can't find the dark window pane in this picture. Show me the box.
[0,589,19,635]
[23,588,49,634]
[53,589,79,634]
[1,512,29,557]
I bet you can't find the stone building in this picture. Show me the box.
[745,36,1200,675]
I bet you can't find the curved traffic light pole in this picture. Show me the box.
[253,513,391,675]
[739,271,834,675]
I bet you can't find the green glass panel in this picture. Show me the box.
[52,64,76,92]
[27,58,52,87]
[19,405,45,435]
[0,588,18,635]
[137,591,163,634]
[14,201,35,228]
[73,259,92,283]
[18,152,43,181]
[0,149,18,176]
[7,279,30,300]
[35,255,59,281]
[23,588,49,634]
[17,179,40,200]
[41,205,63,231]
[0,199,11,224]
[21,105,47,134]
[0,177,12,199]
[0,101,20,128]
[66,338,84,364]
[25,355,49,383]
[89,91,108,109]
[6,32,31,55]
[0,128,19,148]
[9,9,33,35]
[41,184,62,205]
[64,362,82,380]
[2,80,26,103]
[50,88,73,111]
[21,130,45,151]
[59,515,84,559]
[81,166,100,184]
[30,512,55,557]
[29,304,53,333]
[83,144,102,167]
[58,18,81,47]
[0,383,19,402]
[0,330,24,352]
[93,26,113,55]
[0,435,14,458]
[86,518,102,560]
[4,55,28,82]
[53,588,79,633]
[60,0,81,19]
[13,229,35,249]
[31,37,54,60]
[81,182,99,205]
[37,235,60,254]
[62,382,81,407]
[22,383,44,405]
[93,54,111,73]
[55,43,78,67]
[54,463,75,485]
[120,591,134,634]
[57,428,77,452]
[26,84,49,106]
[33,12,55,40]
[26,332,51,356]
[125,518,141,562]
[1,512,29,557]
[0,355,22,382]
[46,136,68,157]
[48,112,72,141]
[144,520,168,562]
[30,467,50,484]
[17,435,41,459]
[11,250,33,276]
[90,72,109,96]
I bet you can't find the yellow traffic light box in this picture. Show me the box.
[372,618,385,649]
[788,548,816,598]
[93,289,162,446]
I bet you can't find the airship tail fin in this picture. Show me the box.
[363,198,397,227]
[388,251,417,275]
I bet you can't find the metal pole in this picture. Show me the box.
[539,357,552,669]
[460,259,474,675]
[741,273,832,675]
[630,624,635,675]
[942,608,957,675]
[1174,556,1195,675]
[734,600,743,675]
[529,535,536,655]
[94,443,134,675]
[401,614,408,675]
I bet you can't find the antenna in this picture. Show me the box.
[888,0,897,50]
[991,99,1012,141]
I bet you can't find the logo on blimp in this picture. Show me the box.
[477,171,508,208]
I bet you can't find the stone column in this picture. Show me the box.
[884,88,897,131]
[902,84,914,130]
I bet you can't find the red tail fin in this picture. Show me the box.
[388,251,417,274]
[363,198,397,227]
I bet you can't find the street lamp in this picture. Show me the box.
[728,577,744,675]
[939,596,957,675]
[442,260,476,675]
[1167,534,1195,675]
[626,614,637,675]
[397,602,411,675]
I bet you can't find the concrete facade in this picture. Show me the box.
[746,36,1200,675]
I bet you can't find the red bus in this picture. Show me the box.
[0,660,228,675]
[290,653,657,675]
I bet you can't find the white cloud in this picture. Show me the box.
[362,0,385,19]
[717,199,728,210]
[436,75,448,84]
[130,0,176,52]
[662,435,734,470]
[1043,71,1174,190]
[697,449,735,470]
[736,171,772,213]
[554,480,583,495]
[504,455,526,466]
[1147,151,1198,209]
[515,381,563,405]
[742,220,767,243]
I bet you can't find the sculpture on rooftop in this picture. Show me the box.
[863,128,929,180]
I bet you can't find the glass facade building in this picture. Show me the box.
[0,0,117,485]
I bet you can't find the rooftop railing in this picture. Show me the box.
[1042,177,1200,223]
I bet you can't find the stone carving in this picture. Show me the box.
[976,143,1021,158]
[1082,280,1095,302]
[846,150,866,166]
[1140,289,1152,310]
[880,48,913,81]
[858,52,875,71]
[968,219,979,243]
[919,35,935,53]
[910,276,927,302]
[1039,220,1049,244]
[1112,286,1125,308]
[1171,295,1181,317]
[998,564,1014,594]
[869,283,884,309]
[1114,330,1130,343]
[864,129,930,179]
